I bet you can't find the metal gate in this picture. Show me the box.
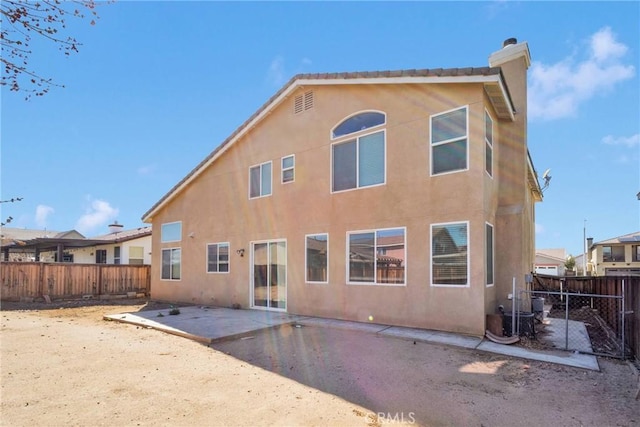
[515,289,627,359]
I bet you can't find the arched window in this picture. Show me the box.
[331,111,386,193]
[332,111,386,139]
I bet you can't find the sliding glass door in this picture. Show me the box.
[251,240,286,310]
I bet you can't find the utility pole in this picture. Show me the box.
[583,219,587,276]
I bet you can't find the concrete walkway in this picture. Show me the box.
[104,306,599,371]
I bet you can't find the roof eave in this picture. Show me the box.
[527,151,543,202]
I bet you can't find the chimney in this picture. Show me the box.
[503,37,518,48]
[489,37,531,69]
[108,221,124,234]
[586,237,593,248]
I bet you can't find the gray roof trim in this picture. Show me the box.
[141,66,514,222]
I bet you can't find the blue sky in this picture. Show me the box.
[1,1,638,258]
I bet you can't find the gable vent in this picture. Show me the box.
[294,91,314,114]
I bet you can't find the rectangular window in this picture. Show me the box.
[161,221,182,243]
[207,243,230,273]
[95,249,107,264]
[332,130,385,192]
[431,106,468,175]
[431,222,469,286]
[485,110,493,177]
[129,246,144,265]
[603,246,625,262]
[161,248,181,280]
[114,246,121,265]
[249,161,272,198]
[306,234,328,283]
[348,227,405,285]
[282,155,295,184]
[633,245,640,262]
[486,223,494,286]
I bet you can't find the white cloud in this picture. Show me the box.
[35,205,54,228]
[266,55,286,87]
[602,134,640,148]
[75,198,119,235]
[137,164,156,175]
[266,56,313,87]
[528,27,635,121]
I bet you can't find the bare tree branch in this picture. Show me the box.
[0,0,100,100]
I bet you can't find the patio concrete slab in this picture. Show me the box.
[105,306,600,371]
[379,327,483,349]
[543,317,594,353]
[105,306,305,344]
[477,341,600,371]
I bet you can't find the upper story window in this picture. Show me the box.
[249,161,272,199]
[603,245,625,262]
[633,245,640,262]
[332,130,385,192]
[331,111,386,193]
[485,110,493,177]
[431,106,468,176]
[332,111,385,139]
[281,155,295,184]
[161,221,182,243]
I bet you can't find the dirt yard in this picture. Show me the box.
[1,299,638,426]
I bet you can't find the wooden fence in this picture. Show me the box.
[533,274,640,361]
[0,262,150,301]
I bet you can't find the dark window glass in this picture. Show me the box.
[333,112,385,138]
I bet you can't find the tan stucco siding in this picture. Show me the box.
[150,82,525,336]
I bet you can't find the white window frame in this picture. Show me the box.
[331,129,386,193]
[281,155,295,184]
[305,233,329,284]
[161,247,181,281]
[486,222,494,287]
[430,106,469,176]
[430,221,470,288]
[161,221,182,243]
[485,109,494,178]
[249,161,273,199]
[207,242,230,274]
[346,227,406,286]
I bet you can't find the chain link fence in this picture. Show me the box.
[513,289,626,359]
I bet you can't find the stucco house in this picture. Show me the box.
[534,248,567,276]
[0,223,152,265]
[588,231,640,276]
[142,38,543,336]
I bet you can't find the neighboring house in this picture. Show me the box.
[142,38,543,336]
[535,248,566,276]
[588,231,640,276]
[0,223,152,265]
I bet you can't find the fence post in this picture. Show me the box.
[565,292,570,350]
[38,263,45,298]
[97,265,103,297]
